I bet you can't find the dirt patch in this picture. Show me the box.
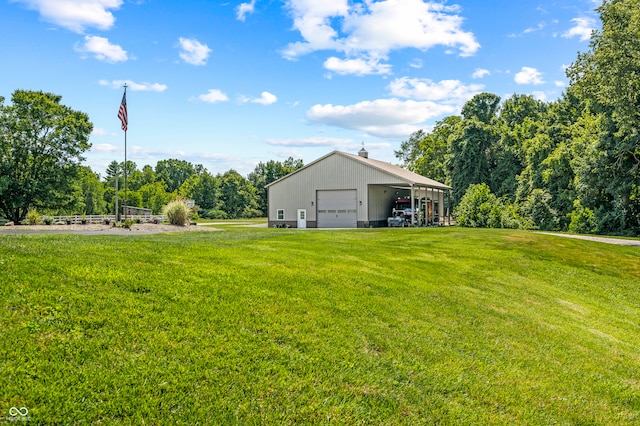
[0,223,221,235]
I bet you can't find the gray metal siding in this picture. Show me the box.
[268,152,439,226]
[367,185,392,222]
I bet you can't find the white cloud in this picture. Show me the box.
[236,0,256,22]
[387,77,484,105]
[281,1,348,58]
[76,35,127,62]
[340,1,479,55]
[99,80,167,92]
[324,56,392,76]
[178,37,212,66]
[12,0,122,33]
[555,80,566,88]
[472,68,490,79]
[240,91,278,105]
[91,143,118,151]
[266,138,391,154]
[195,89,229,103]
[509,21,547,38]
[409,58,423,69]
[90,128,114,137]
[266,136,354,148]
[531,91,547,101]
[514,66,545,85]
[282,0,479,76]
[562,17,596,42]
[251,91,278,105]
[307,98,457,138]
[127,146,189,159]
[524,22,546,34]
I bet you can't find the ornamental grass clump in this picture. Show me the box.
[26,209,41,225]
[163,199,190,226]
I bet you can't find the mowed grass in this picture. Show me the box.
[1,226,639,424]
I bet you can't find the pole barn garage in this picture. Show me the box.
[266,149,452,229]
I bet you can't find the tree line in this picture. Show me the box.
[395,0,639,236]
[93,157,303,219]
[0,88,302,223]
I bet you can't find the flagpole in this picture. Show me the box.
[115,173,119,222]
[123,83,128,221]
[117,83,128,222]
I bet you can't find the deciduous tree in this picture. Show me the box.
[248,157,303,214]
[0,90,92,222]
[155,159,203,193]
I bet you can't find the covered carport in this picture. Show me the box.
[366,181,452,227]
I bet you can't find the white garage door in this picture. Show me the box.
[317,190,357,228]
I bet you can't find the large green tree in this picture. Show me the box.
[219,170,260,218]
[76,166,107,215]
[155,159,203,193]
[0,90,92,222]
[447,94,502,203]
[567,0,640,233]
[247,157,303,214]
[179,171,221,212]
[139,181,172,214]
[394,117,460,185]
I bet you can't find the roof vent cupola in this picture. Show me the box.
[358,143,369,159]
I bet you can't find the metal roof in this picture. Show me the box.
[266,150,452,190]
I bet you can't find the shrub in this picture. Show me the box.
[163,200,190,226]
[568,200,597,234]
[523,189,558,231]
[122,219,133,229]
[202,209,228,220]
[500,203,532,229]
[26,209,41,225]
[43,216,53,225]
[242,207,263,219]
[455,183,498,228]
[455,183,530,229]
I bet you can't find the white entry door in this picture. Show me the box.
[297,209,307,228]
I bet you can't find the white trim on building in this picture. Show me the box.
[266,150,452,228]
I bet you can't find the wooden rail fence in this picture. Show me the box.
[40,214,166,225]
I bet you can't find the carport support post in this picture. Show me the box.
[448,189,452,225]
[430,187,434,225]
[410,184,416,226]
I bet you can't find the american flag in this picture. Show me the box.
[117,91,128,132]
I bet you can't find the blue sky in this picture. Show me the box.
[0,0,601,177]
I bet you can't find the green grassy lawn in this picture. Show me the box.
[1,226,639,424]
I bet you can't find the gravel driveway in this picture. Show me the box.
[539,232,640,246]
[0,223,220,235]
